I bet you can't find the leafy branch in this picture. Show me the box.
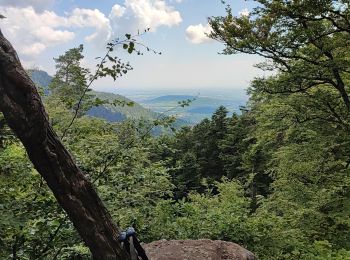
[61,29,160,139]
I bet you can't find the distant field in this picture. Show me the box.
[132,91,248,124]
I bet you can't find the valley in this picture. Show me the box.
[30,69,248,125]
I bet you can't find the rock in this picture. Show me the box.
[143,239,256,260]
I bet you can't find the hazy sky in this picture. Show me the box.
[0,0,263,92]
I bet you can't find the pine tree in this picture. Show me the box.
[49,45,94,114]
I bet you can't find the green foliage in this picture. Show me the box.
[0,142,80,259]
[146,180,251,243]
[3,86,350,259]
[210,0,350,111]
[0,113,14,148]
[203,2,350,257]
[152,106,256,198]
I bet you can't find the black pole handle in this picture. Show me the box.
[119,228,149,260]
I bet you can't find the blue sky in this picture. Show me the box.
[0,0,262,92]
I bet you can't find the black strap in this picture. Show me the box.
[131,235,148,260]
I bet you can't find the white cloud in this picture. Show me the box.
[110,4,126,19]
[239,8,250,17]
[0,6,74,56]
[68,8,112,43]
[21,42,46,56]
[185,23,213,44]
[0,0,54,12]
[0,6,113,56]
[0,1,182,58]
[33,27,75,45]
[109,0,182,32]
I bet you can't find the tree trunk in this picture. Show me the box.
[0,30,130,260]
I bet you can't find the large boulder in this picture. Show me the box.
[143,239,256,260]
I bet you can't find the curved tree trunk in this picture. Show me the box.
[0,30,130,260]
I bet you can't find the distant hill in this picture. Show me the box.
[27,69,156,121]
[139,94,246,124]
[89,91,158,121]
[145,95,196,103]
[143,95,235,107]
[188,106,217,114]
[87,106,126,122]
[27,70,183,127]
[27,69,244,126]
[28,70,52,87]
